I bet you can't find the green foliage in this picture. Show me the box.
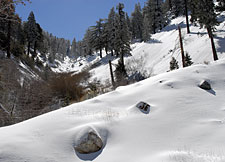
[115,60,128,86]
[170,57,179,71]
[131,3,143,40]
[184,53,193,67]
[10,41,25,57]
[190,0,219,29]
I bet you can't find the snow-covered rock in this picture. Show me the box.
[199,80,212,90]
[75,129,103,154]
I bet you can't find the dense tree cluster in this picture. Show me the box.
[0,0,72,64]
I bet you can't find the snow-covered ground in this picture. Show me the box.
[1,58,225,162]
[53,14,225,84]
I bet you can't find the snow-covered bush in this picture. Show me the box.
[126,55,153,82]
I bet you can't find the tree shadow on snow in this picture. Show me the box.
[145,38,162,44]
[206,89,216,96]
[214,35,225,54]
[161,21,186,32]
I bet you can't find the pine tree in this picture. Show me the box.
[216,0,225,12]
[34,23,43,55]
[107,7,117,56]
[90,19,104,58]
[190,0,219,61]
[114,3,131,77]
[25,11,38,56]
[83,28,93,56]
[171,0,184,17]
[71,37,77,58]
[102,20,110,55]
[184,52,193,66]
[126,13,132,34]
[131,3,143,41]
[142,14,151,42]
[143,0,165,34]
[170,57,179,71]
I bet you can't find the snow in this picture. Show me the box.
[1,58,225,162]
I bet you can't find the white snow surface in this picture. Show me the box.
[1,58,225,162]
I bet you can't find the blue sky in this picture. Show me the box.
[16,0,146,42]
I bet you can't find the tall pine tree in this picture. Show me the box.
[131,3,143,41]
[190,0,219,61]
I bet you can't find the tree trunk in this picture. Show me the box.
[109,60,115,87]
[27,42,30,55]
[111,50,114,56]
[178,26,186,67]
[207,27,218,61]
[100,49,102,58]
[168,0,172,10]
[34,40,37,55]
[184,0,190,34]
[7,21,11,58]
[120,51,125,73]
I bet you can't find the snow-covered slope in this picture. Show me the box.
[66,14,225,84]
[1,58,225,162]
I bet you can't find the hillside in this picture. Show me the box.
[55,13,225,84]
[1,56,225,162]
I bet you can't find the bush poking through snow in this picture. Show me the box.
[184,52,193,67]
[126,55,152,82]
[49,71,90,104]
[170,57,179,71]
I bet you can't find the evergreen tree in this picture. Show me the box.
[114,3,131,78]
[170,57,179,70]
[184,52,193,66]
[126,13,132,34]
[216,0,225,11]
[0,0,20,58]
[102,20,110,55]
[90,19,104,58]
[142,14,151,42]
[83,28,93,56]
[71,37,77,58]
[190,0,219,61]
[131,3,143,40]
[107,7,116,56]
[171,0,184,17]
[24,11,38,56]
[34,23,43,55]
[143,0,165,34]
